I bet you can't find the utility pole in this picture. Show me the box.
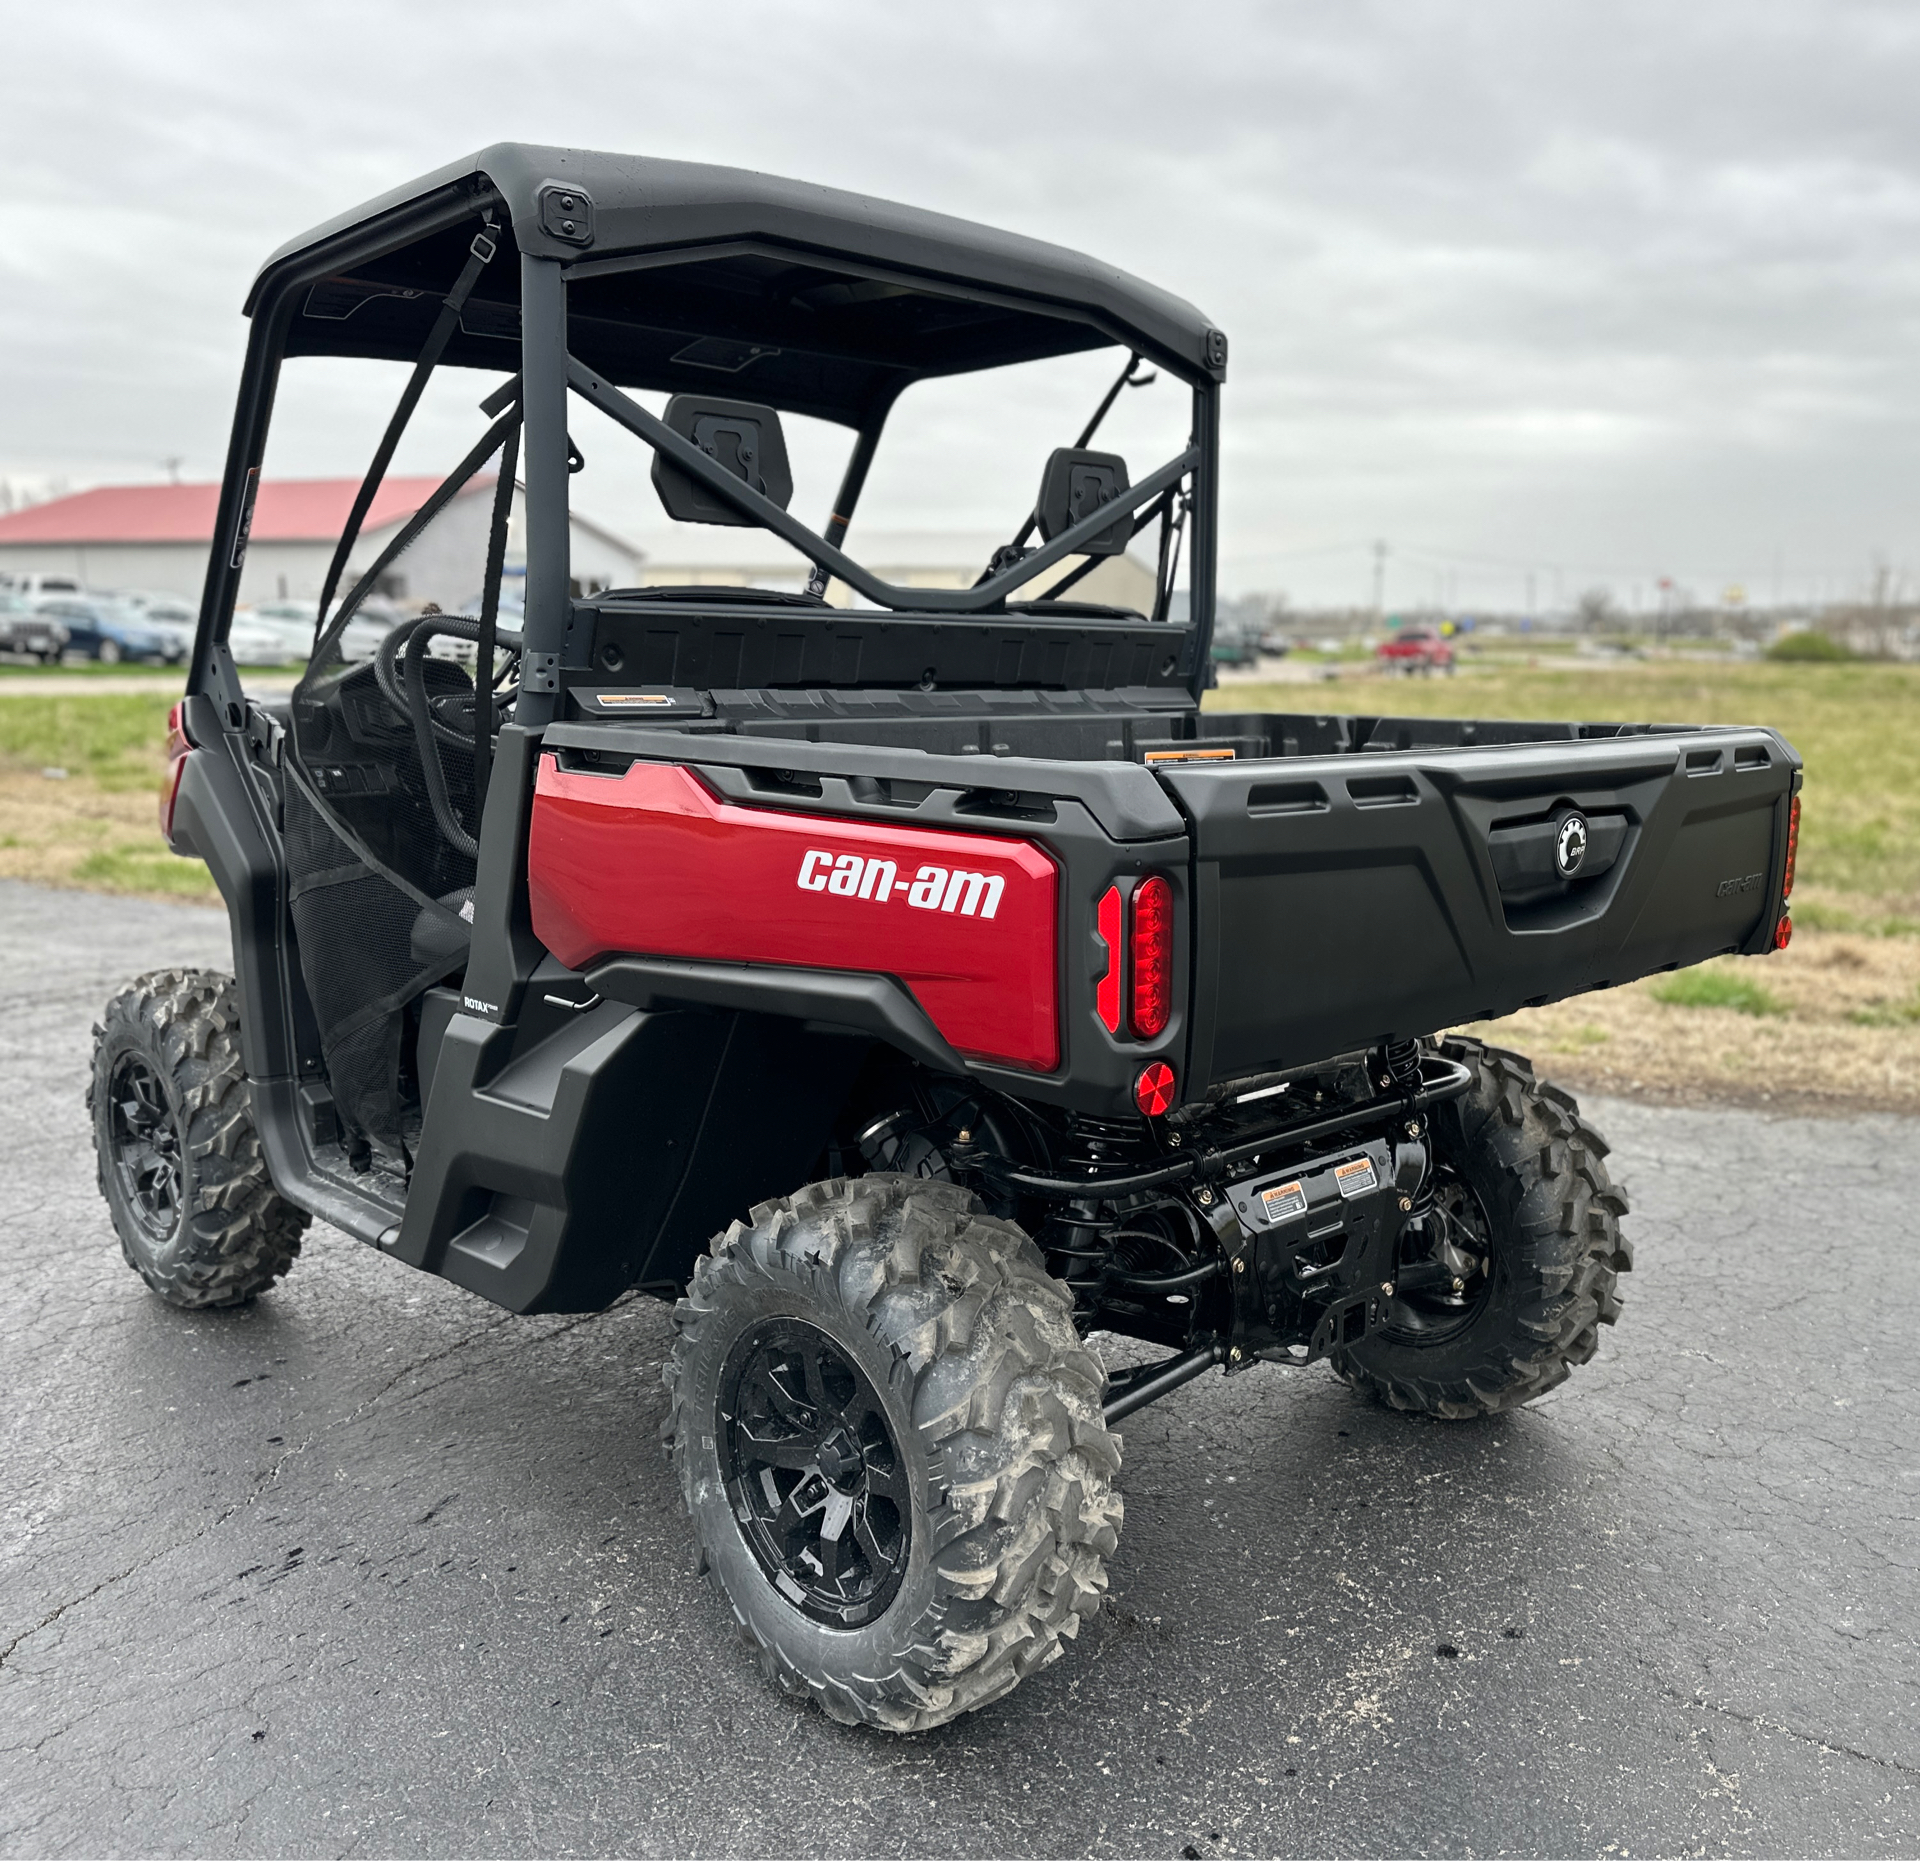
[1371,539,1388,624]
[1525,570,1536,621]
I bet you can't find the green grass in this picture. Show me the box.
[1790,897,1920,937]
[0,694,177,788]
[1766,630,1854,662]
[0,660,185,678]
[1848,988,1920,1028]
[1211,660,1920,905]
[1649,968,1785,1016]
[71,845,216,895]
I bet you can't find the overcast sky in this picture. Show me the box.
[4,0,1918,609]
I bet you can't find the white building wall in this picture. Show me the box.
[242,542,335,604]
[0,541,206,599]
[0,489,644,610]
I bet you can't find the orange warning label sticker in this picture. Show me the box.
[1333,1155,1379,1199]
[1258,1179,1308,1223]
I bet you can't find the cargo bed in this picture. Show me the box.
[537,698,1801,1104]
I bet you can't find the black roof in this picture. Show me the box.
[252,144,1223,427]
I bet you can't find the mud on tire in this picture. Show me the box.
[665,1174,1122,1732]
[89,968,308,1309]
[1332,1035,1631,1418]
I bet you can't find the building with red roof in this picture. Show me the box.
[0,477,642,610]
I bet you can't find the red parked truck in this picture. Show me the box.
[1375,624,1455,673]
[93,146,1801,1732]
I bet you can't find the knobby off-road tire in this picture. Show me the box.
[1332,1035,1631,1418]
[89,968,307,1309]
[666,1175,1122,1732]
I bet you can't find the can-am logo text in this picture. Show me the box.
[796,849,1005,919]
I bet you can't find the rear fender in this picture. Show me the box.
[395,1000,866,1312]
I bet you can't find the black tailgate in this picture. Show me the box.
[1159,728,1799,1089]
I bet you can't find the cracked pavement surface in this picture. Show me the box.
[1,876,1915,1858]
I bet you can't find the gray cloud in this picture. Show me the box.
[3,0,1916,605]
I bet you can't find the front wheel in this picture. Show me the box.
[89,969,308,1308]
[1332,1036,1631,1418]
[666,1175,1121,1732]
[95,638,121,664]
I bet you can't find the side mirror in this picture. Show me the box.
[651,395,793,527]
[1036,447,1132,556]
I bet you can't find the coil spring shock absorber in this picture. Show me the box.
[1039,1117,1155,1314]
[1379,1037,1423,1097]
[1377,1037,1436,1224]
[1043,1203,1113,1314]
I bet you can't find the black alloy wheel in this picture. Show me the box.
[106,1051,184,1244]
[718,1317,910,1628]
[1379,1166,1495,1348]
[90,969,308,1308]
[666,1174,1121,1731]
[1330,1035,1631,1419]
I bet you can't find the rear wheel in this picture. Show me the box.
[666,1175,1121,1732]
[1332,1036,1631,1417]
[95,638,121,664]
[89,969,307,1308]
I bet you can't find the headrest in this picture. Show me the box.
[651,395,793,527]
[1036,447,1132,557]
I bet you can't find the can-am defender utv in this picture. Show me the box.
[93,146,1803,1732]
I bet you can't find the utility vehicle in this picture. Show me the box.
[0,593,67,663]
[1376,625,1455,674]
[91,146,1803,1732]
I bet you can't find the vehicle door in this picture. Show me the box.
[42,599,98,654]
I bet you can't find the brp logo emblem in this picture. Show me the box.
[1556,812,1590,878]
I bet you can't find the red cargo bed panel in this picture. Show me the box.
[529,757,1060,1072]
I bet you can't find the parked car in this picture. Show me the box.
[227,610,308,666]
[108,592,198,664]
[91,596,187,665]
[0,571,85,601]
[242,598,394,662]
[1209,626,1258,665]
[421,589,528,666]
[1375,626,1454,673]
[0,593,69,662]
[32,595,171,664]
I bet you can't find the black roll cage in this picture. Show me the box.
[188,180,1223,727]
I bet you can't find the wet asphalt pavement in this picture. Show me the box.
[0,876,1915,1858]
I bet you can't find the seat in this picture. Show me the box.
[409,887,474,968]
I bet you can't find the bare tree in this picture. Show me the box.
[1575,586,1619,634]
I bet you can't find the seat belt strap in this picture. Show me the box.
[473,423,519,807]
[314,218,500,640]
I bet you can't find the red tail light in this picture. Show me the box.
[1783,795,1800,898]
[159,701,194,840]
[1128,874,1173,1038]
[1095,884,1124,1033]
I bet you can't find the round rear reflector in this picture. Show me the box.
[1774,914,1793,950]
[1134,1060,1176,1118]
